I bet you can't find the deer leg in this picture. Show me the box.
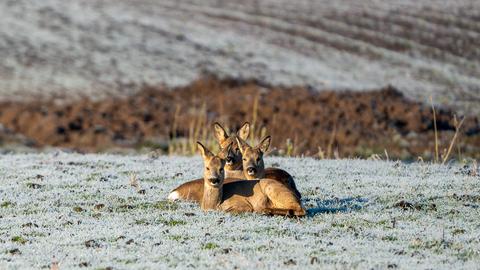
[221,202,254,214]
[263,207,305,217]
[261,180,306,215]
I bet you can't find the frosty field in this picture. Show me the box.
[1,0,480,114]
[0,153,479,269]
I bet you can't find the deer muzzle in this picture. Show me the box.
[208,177,221,186]
[246,166,257,176]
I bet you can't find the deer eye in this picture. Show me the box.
[206,167,210,171]
[243,158,246,161]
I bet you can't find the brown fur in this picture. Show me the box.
[213,122,249,172]
[198,143,305,217]
[214,179,305,216]
[236,136,302,199]
[171,168,301,203]
[168,122,302,201]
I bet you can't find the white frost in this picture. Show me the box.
[0,152,479,269]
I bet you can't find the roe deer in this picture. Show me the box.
[213,122,249,179]
[167,122,302,201]
[236,136,302,200]
[198,142,305,216]
[213,122,301,195]
[167,145,242,201]
[167,123,249,201]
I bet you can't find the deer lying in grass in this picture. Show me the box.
[168,122,301,201]
[213,122,249,179]
[198,142,305,216]
[167,122,249,201]
[235,136,301,199]
[213,122,298,190]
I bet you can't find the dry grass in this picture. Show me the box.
[166,95,272,156]
[168,102,214,156]
[428,97,468,165]
[163,106,470,163]
[430,96,440,163]
[442,115,465,165]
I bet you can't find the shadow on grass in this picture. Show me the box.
[304,197,368,217]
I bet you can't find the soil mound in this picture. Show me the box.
[0,77,479,159]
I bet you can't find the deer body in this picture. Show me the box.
[197,142,305,217]
[235,136,302,200]
[168,168,299,202]
[204,179,305,216]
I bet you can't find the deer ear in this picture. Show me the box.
[213,122,228,145]
[226,141,234,154]
[197,141,213,159]
[235,137,248,155]
[237,122,250,141]
[217,142,233,160]
[257,136,271,153]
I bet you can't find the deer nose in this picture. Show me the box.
[209,177,220,185]
[247,167,257,176]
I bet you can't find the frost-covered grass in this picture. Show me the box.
[0,153,479,269]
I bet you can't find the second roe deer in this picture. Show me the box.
[236,136,302,199]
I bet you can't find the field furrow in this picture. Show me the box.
[0,0,479,115]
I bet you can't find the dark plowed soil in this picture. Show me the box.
[0,77,479,159]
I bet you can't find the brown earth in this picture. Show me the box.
[0,77,479,160]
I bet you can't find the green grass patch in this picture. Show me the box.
[135,219,149,225]
[11,236,27,244]
[26,231,46,237]
[203,242,219,250]
[168,235,190,242]
[457,249,479,261]
[25,182,43,189]
[135,217,186,226]
[158,219,187,227]
[152,200,179,211]
[73,206,85,213]
[85,172,102,182]
[116,258,138,264]
[382,235,398,242]
[114,200,179,213]
[1,201,13,208]
[253,226,288,236]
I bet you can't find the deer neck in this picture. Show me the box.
[256,170,266,179]
[201,183,223,210]
[225,162,243,174]
[225,169,245,179]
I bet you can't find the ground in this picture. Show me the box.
[1,0,479,114]
[1,79,479,159]
[0,153,479,269]
[1,0,480,159]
